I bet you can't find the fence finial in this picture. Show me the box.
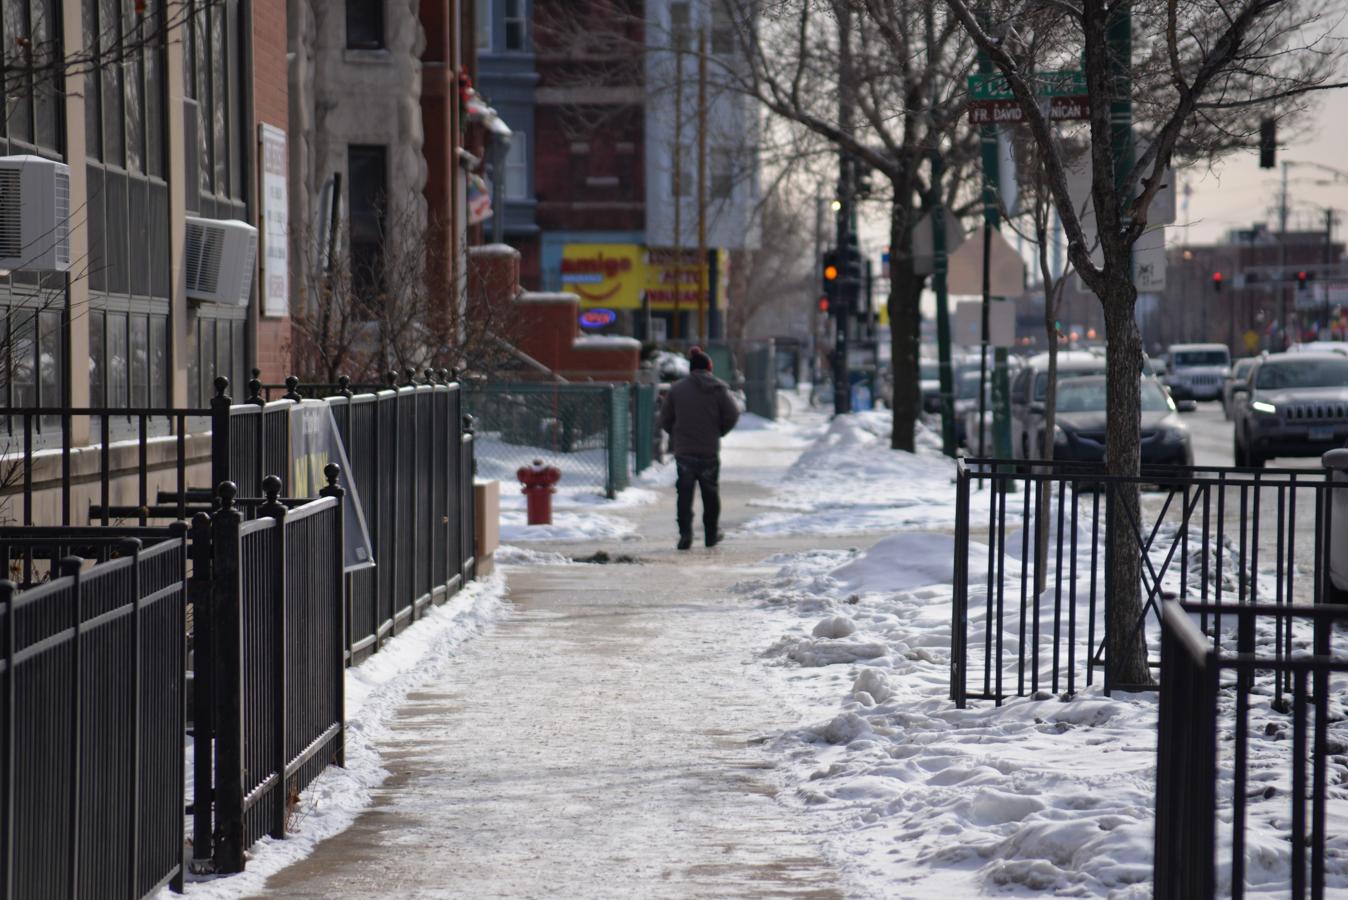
[423,368,437,385]
[385,371,398,389]
[321,463,344,500]
[283,375,302,402]
[262,474,282,502]
[337,374,352,398]
[117,536,143,558]
[58,556,83,578]
[247,375,263,404]
[440,367,451,384]
[217,481,238,511]
[403,367,416,387]
[462,414,476,435]
[214,376,231,401]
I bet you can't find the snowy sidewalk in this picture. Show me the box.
[258,421,866,898]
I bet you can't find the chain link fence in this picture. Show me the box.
[465,383,631,498]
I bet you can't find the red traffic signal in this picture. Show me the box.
[1212,271,1223,292]
[1298,270,1309,288]
[818,296,830,313]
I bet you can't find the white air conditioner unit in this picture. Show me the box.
[0,155,71,272]
[185,215,257,305]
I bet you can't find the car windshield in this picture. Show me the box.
[1055,379,1172,413]
[1255,358,1348,389]
[1173,350,1229,367]
[920,361,939,380]
[1033,368,1106,400]
[957,372,984,399]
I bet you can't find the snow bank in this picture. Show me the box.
[737,410,994,536]
[175,573,508,898]
[499,509,636,542]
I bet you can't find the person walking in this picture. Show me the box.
[658,347,740,550]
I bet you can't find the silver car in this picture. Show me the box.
[1232,353,1348,468]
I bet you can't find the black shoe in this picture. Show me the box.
[705,531,724,548]
[677,534,693,550]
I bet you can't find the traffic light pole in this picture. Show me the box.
[975,40,1012,462]
[832,1,854,416]
[930,151,957,457]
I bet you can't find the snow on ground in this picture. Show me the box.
[735,409,999,536]
[734,413,1348,897]
[172,573,508,899]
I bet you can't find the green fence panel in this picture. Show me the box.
[464,383,623,497]
[743,341,777,420]
[606,384,631,497]
[633,383,656,475]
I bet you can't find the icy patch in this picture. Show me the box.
[173,573,508,899]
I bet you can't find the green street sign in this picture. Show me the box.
[968,70,1086,101]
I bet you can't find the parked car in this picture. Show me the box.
[1009,351,1108,458]
[1165,342,1231,401]
[1222,357,1258,419]
[919,358,941,413]
[1232,352,1348,467]
[1047,375,1192,465]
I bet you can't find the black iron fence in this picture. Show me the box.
[0,537,189,899]
[192,478,346,874]
[1155,599,1348,899]
[952,457,1347,707]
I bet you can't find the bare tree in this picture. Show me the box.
[710,0,982,450]
[940,0,1347,685]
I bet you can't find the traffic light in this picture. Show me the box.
[822,250,840,289]
[1298,270,1308,289]
[817,296,829,314]
[1212,271,1223,292]
[1259,119,1277,170]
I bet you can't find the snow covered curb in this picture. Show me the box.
[172,572,508,898]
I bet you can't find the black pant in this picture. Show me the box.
[675,455,721,541]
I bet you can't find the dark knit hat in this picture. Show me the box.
[689,348,712,371]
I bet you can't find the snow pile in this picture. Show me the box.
[495,544,575,566]
[499,510,636,543]
[737,410,988,536]
[739,533,1348,897]
[176,573,508,898]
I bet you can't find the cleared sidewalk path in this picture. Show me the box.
[259,475,850,898]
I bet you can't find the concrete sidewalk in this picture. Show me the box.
[258,461,875,898]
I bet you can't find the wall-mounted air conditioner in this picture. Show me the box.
[0,155,71,272]
[185,215,257,305]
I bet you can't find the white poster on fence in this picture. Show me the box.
[289,400,374,573]
[259,124,289,317]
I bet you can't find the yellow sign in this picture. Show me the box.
[561,244,646,309]
[646,248,726,311]
[1244,329,1260,354]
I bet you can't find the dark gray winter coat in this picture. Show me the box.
[659,370,740,458]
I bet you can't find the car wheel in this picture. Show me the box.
[1234,440,1247,467]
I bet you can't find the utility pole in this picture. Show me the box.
[930,151,957,457]
[832,1,855,416]
[1326,206,1336,337]
[1280,160,1290,348]
[696,27,708,343]
[974,38,1011,461]
[672,36,684,341]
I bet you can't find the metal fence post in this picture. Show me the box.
[0,578,14,900]
[320,464,346,765]
[120,536,143,900]
[189,512,215,871]
[58,555,82,897]
[209,482,246,874]
[259,475,288,840]
[210,378,233,512]
[952,462,971,708]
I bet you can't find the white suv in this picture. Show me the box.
[1166,343,1231,402]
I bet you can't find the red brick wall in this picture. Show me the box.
[252,0,292,382]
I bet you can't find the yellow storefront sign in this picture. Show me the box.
[561,244,646,309]
[646,248,723,311]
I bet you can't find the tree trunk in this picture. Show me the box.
[1035,291,1059,598]
[888,204,921,451]
[1101,282,1151,688]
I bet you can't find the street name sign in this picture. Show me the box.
[968,71,1089,124]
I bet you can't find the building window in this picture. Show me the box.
[504,0,526,51]
[711,0,735,54]
[348,145,388,308]
[505,133,528,200]
[669,1,689,52]
[475,0,491,50]
[711,149,735,200]
[346,0,384,50]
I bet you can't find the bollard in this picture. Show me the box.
[517,459,561,525]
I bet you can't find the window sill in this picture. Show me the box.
[343,48,392,65]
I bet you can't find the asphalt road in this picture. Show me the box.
[1180,398,1321,470]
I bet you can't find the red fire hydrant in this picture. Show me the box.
[517,459,562,525]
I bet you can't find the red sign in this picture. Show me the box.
[579,308,617,329]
